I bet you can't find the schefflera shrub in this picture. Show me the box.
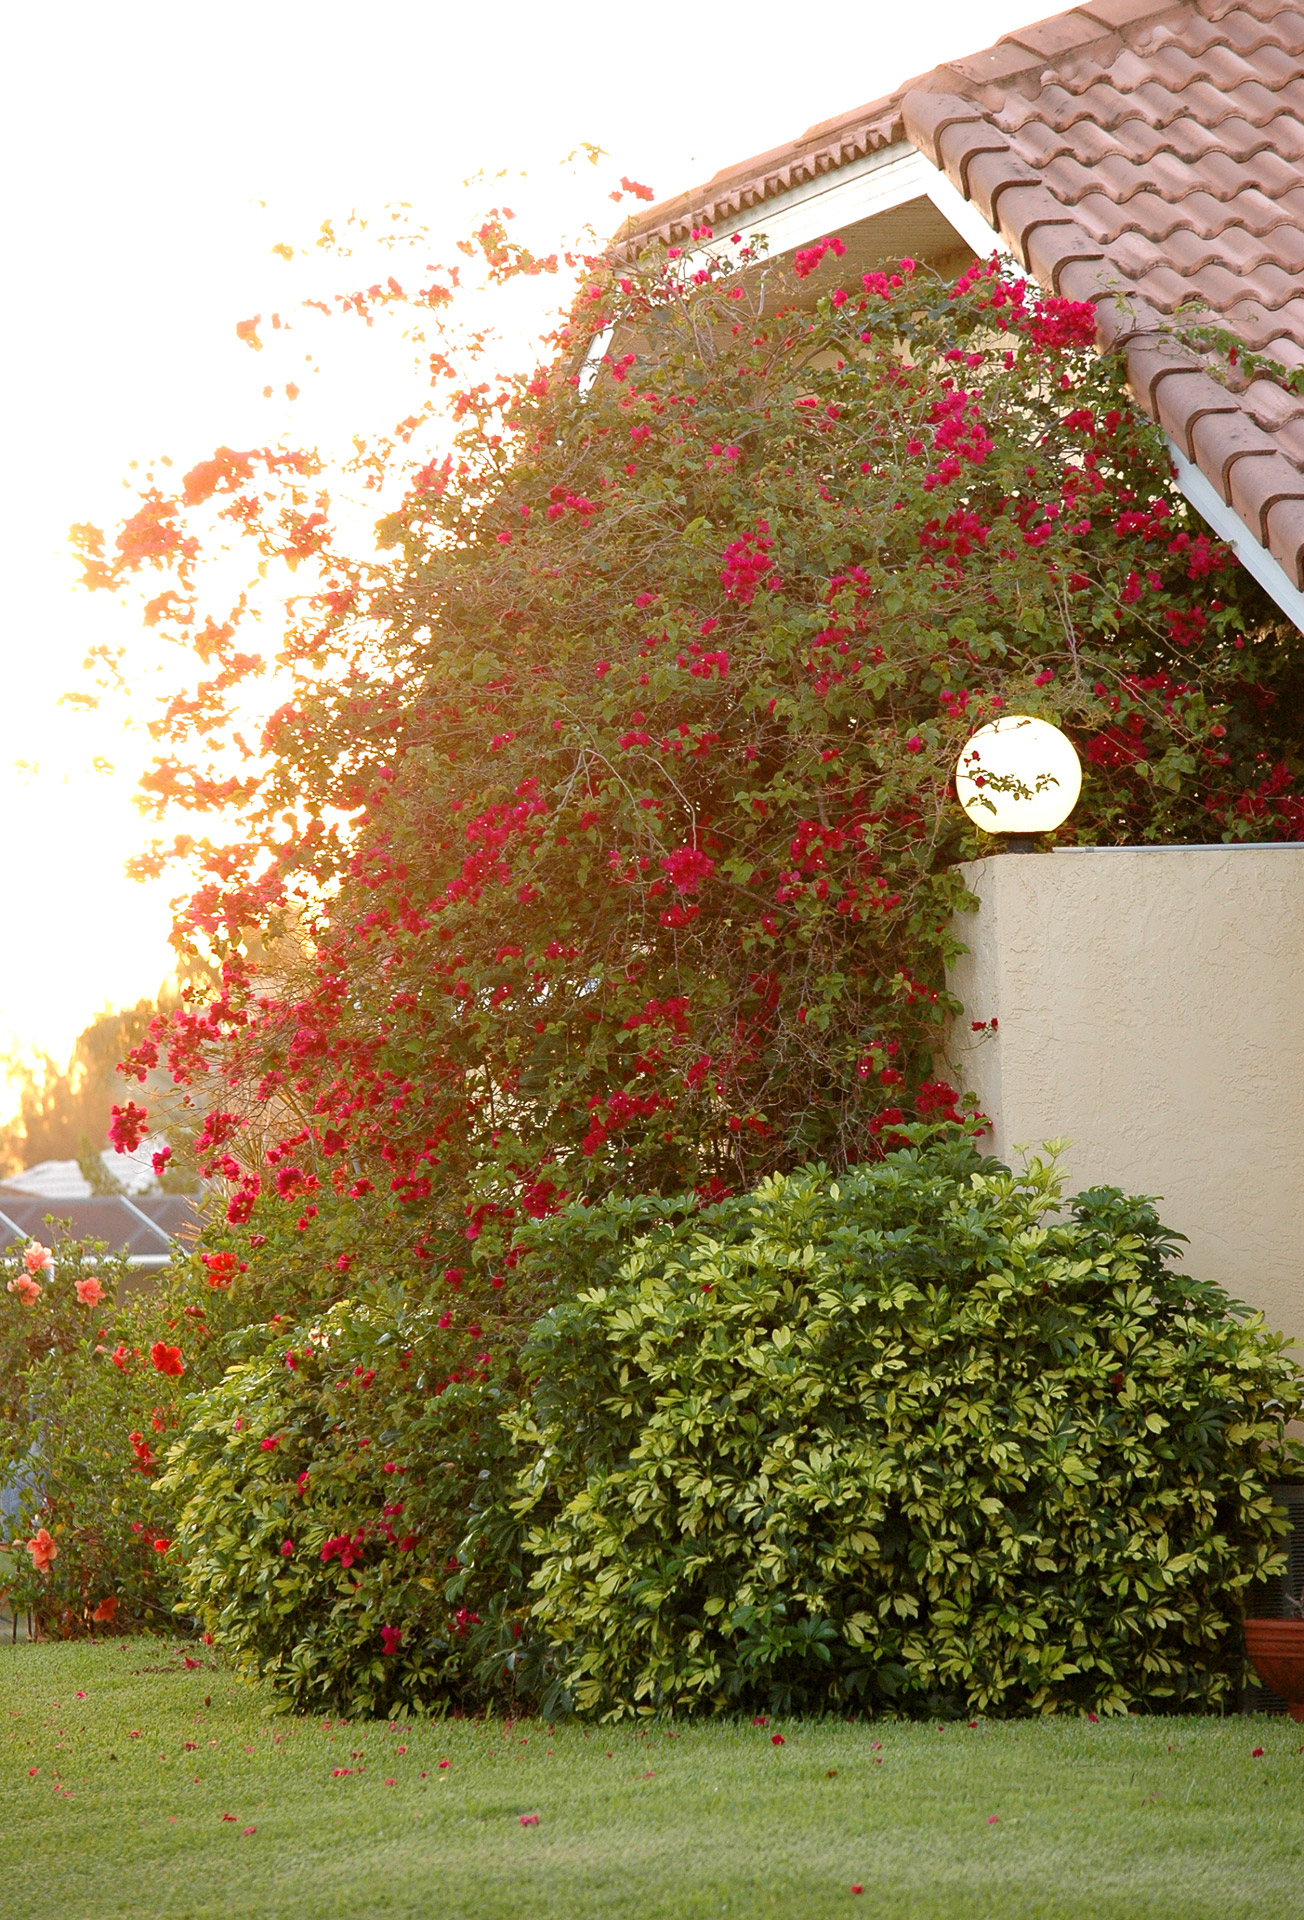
[158,1297,519,1716]
[510,1144,1304,1720]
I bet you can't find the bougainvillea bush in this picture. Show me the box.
[80,229,1304,1314]
[0,1234,199,1634]
[508,1148,1303,1720]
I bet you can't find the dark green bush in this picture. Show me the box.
[510,1147,1303,1719]
[159,1294,522,1715]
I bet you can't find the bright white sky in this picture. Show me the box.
[0,0,1038,1113]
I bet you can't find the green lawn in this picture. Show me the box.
[2,1642,1301,1920]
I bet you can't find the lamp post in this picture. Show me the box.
[955,714,1082,851]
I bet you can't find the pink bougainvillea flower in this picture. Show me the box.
[660,846,715,894]
[518,1813,540,1827]
[75,1276,106,1307]
[150,1342,185,1377]
[380,1625,403,1655]
[25,1528,57,1573]
[280,1540,294,1558]
[438,1759,450,1770]
[241,1826,256,1836]
[7,1276,41,1305]
[23,1242,54,1277]
[987,1814,1000,1824]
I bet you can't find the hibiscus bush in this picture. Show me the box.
[0,1233,199,1634]
[509,1147,1304,1720]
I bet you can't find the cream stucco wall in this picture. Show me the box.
[944,845,1304,1355]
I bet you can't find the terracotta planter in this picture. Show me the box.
[1245,1618,1304,1722]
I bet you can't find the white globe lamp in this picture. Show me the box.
[955,714,1082,850]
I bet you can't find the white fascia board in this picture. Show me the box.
[1165,434,1304,633]
[914,156,1015,264]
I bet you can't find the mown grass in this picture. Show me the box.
[1,1640,1301,1920]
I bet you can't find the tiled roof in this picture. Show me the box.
[622,0,1304,590]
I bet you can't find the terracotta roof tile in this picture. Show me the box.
[617,0,1304,595]
[1265,495,1304,580]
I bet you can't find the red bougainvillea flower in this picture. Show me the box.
[91,1595,118,1624]
[380,1625,403,1655]
[150,1342,185,1376]
[23,1241,54,1277]
[108,1101,150,1153]
[7,1276,41,1305]
[660,846,715,894]
[152,1537,172,1553]
[75,1276,106,1307]
[25,1528,57,1573]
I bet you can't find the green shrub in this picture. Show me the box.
[159,1294,523,1716]
[510,1147,1304,1719]
[0,1230,194,1634]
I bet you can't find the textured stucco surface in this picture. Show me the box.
[945,845,1304,1356]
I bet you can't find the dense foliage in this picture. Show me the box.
[158,1294,518,1715]
[154,1143,1301,1717]
[77,234,1304,1306]
[511,1151,1303,1719]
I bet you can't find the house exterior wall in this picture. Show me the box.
[944,845,1304,1355]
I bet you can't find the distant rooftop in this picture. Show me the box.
[0,1186,201,1268]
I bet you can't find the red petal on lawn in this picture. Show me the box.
[851,1888,864,1897]
[519,1813,540,1826]
[221,1814,236,1822]
[1252,1748,1265,1757]
[987,1815,1000,1825]
[771,1734,785,1746]
[242,1826,256,1836]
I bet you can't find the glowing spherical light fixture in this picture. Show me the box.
[955,714,1082,843]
